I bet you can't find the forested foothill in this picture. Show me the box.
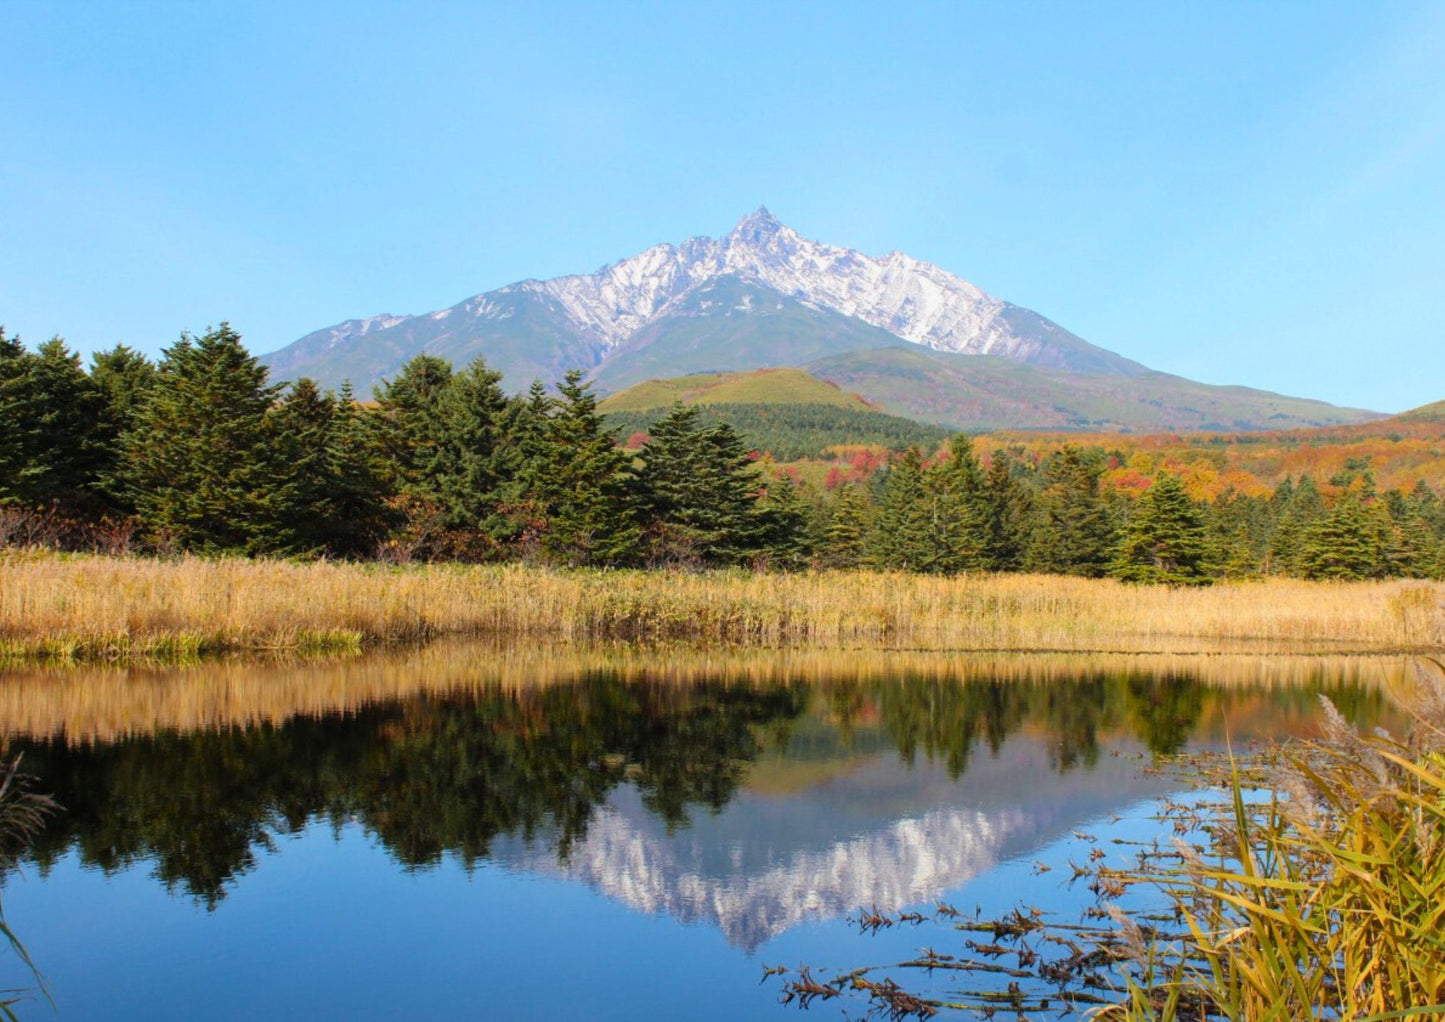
[3,323,1444,583]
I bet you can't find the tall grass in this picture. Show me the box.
[1,551,1442,662]
[1101,660,1445,1021]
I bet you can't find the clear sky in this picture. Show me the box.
[2,1,1442,413]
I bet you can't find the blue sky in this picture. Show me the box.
[2,1,1442,412]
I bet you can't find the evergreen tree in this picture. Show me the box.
[371,354,454,500]
[1270,475,1326,575]
[822,485,872,569]
[262,378,339,554]
[124,324,282,552]
[526,370,638,566]
[436,357,520,547]
[322,383,395,558]
[1209,489,1273,579]
[89,344,158,434]
[1299,493,1379,580]
[1025,445,1117,577]
[0,328,36,501]
[632,403,768,566]
[870,447,934,570]
[756,471,812,568]
[1110,472,1214,584]
[924,434,989,572]
[982,448,1034,572]
[0,336,111,512]
[505,381,557,553]
[1406,480,1444,535]
[88,344,158,510]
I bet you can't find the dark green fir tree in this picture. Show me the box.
[124,323,282,553]
[527,370,638,566]
[1110,472,1215,585]
[1025,445,1117,577]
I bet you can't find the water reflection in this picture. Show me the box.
[1,648,1406,949]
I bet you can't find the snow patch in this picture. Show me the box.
[523,211,1027,358]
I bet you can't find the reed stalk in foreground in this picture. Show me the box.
[1098,660,1445,1022]
[0,756,56,1021]
[0,551,1442,662]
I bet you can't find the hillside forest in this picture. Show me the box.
[3,324,1444,583]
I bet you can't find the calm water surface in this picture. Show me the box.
[0,645,1411,1020]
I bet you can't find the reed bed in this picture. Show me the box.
[1,551,1442,663]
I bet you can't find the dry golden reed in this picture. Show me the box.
[1,551,1442,662]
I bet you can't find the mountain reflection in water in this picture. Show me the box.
[1,647,1407,950]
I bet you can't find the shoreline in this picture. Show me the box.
[2,551,1442,665]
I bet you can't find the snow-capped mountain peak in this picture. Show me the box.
[728,205,786,245]
[514,209,1041,359]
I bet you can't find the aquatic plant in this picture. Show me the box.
[0,756,56,1021]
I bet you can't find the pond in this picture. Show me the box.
[0,645,1414,1020]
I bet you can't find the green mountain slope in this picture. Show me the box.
[260,290,605,394]
[603,402,951,460]
[599,367,950,459]
[598,367,876,413]
[589,275,905,393]
[806,346,1382,433]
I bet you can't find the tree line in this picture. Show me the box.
[2,323,1443,581]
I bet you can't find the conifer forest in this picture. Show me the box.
[3,323,1444,583]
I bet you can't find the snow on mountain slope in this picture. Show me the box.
[504,207,1050,362]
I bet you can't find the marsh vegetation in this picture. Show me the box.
[1,553,1441,663]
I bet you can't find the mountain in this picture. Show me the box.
[1396,399,1445,424]
[804,346,1377,433]
[260,208,1380,432]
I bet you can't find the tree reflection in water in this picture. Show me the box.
[5,667,1397,909]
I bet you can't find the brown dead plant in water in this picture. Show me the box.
[0,754,58,1021]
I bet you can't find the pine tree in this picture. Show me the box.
[436,357,520,548]
[262,378,338,554]
[371,354,454,500]
[1110,472,1214,585]
[125,324,282,553]
[1299,493,1379,580]
[822,485,873,569]
[89,344,158,511]
[756,470,812,568]
[870,447,934,570]
[323,383,394,558]
[0,337,110,513]
[0,328,36,503]
[924,434,989,573]
[526,370,638,566]
[1025,445,1117,577]
[1270,475,1326,575]
[632,403,768,566]
[981,449,1034,572]
[89,345,157,433]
